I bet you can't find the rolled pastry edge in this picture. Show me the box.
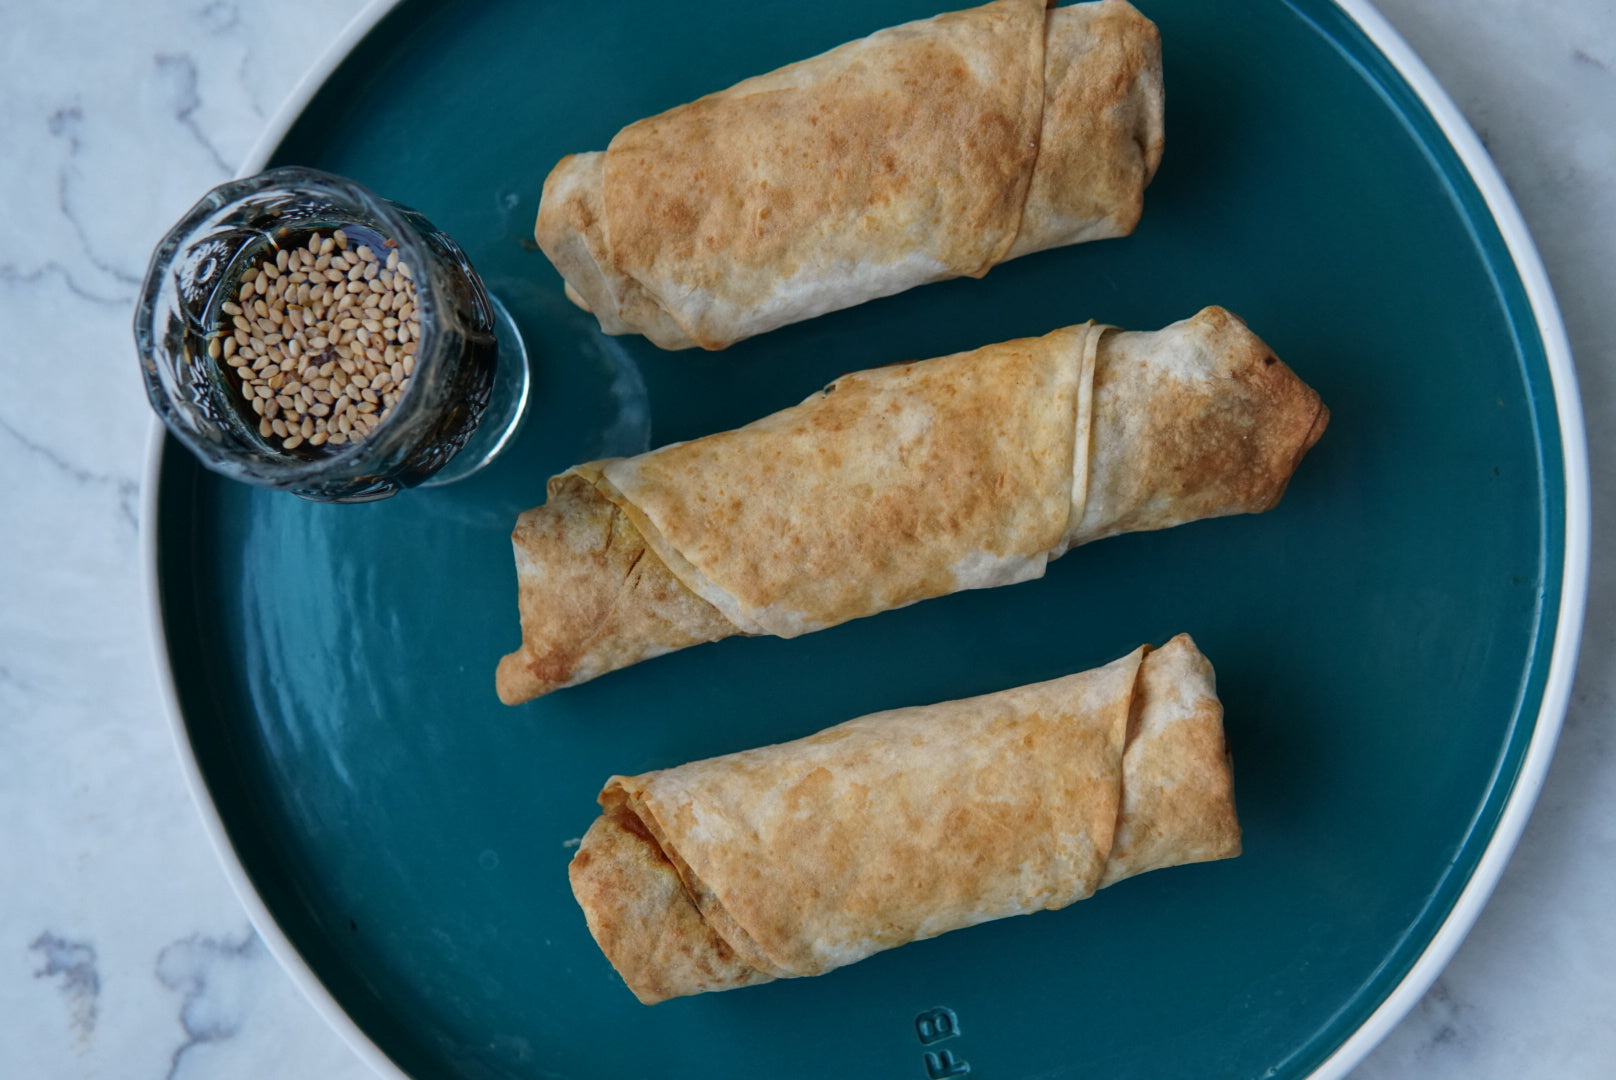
[568,804,775,1005]
[1006,0,1165,260]
[494,471,739,705]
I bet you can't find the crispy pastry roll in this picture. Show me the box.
[569,634,1240,1003]
[495,307,1328,704]
[535,0,1165,350]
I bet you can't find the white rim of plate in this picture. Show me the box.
[139,2,1591,1078]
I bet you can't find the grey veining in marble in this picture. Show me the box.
[1,5,375,1077]
[1,1,1612,1078]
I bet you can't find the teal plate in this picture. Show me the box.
[147,1,1587,1078]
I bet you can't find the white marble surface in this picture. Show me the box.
[0,0,1611,1077]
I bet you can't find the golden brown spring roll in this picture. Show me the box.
[569,633,1239,1004]
[536,0,1165,350]
[496,307,1328,705]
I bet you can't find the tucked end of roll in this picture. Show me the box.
[533,153,698,350]
[1100,633,1241,887]
[495,472,737,705]
[569,803,775,1004]
[1065,305,1329,548]
[1007,0,1164,260]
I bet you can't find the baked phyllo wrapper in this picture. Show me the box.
[569,633,1239,1004]
[495,307,1328,704]
[535,0,1165,350]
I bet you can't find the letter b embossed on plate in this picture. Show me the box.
[914,1006,961,1045]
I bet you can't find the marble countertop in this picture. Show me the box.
[2,0,1612,1077]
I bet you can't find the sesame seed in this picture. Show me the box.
[213,232,422,457]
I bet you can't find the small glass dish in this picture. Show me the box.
[135,166,529,502]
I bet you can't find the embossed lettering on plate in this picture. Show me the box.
[913,1006,970,1077]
